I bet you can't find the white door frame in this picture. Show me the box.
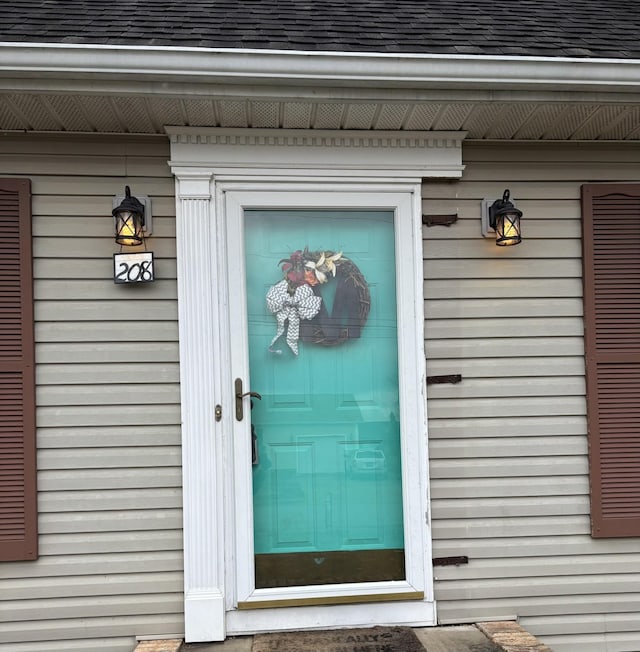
[168,128,465,642]
[226,186,427,615]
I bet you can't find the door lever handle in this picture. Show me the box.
[241,391,263,400]
[235,378,262,421]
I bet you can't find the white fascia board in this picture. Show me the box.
[3,42,640,97]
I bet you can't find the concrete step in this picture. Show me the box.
[135,622,552,652]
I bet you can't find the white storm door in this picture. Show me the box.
[223,186,434,633]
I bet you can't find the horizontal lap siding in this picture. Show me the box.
[5,134,639,651]
[425,142,640,652]
[0,134,182,652]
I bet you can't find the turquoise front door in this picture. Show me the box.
[244,209,405,589]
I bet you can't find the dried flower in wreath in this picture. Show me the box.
[266,247,371,355]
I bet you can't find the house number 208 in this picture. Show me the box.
[113,252,155,284]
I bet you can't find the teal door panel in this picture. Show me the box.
[245,210,404,572]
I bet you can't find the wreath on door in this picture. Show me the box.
[265,248,370,355]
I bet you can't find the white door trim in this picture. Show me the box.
[169,128,465,642]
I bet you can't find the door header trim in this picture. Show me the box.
[168,127,465,179]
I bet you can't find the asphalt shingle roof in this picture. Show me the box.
[1,1,639,59]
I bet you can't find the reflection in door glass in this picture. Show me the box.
[245,209,405,588]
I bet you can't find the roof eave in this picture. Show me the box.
[3,42,640,97]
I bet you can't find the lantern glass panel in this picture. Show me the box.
[115,209,143,246]
[495,211,521,246]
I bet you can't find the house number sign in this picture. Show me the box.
[113,251,155,284]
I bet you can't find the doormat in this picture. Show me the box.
[252,626,425,652]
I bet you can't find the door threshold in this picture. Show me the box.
[226,598,437,636]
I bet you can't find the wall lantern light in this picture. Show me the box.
[112,186,154,284]
[112,185,151,246]
[481,189,522,246]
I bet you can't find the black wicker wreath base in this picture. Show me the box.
[299,250,370,347]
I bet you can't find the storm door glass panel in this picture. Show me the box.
[245,209,404,588]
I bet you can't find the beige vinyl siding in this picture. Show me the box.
[4,131,640,652]
[0,134,182,652]
[425,141,640,652]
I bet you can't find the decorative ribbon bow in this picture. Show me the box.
[266,280,322,355]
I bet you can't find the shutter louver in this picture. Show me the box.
[582,184,640,537]
[0,179,36,561]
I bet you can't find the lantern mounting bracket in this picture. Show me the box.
[481,197,506,238]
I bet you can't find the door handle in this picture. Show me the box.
[235,378,262,421]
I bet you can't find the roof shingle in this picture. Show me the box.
[1,0,639,58]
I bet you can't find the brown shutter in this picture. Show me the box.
[0,178,37,560]
[582,183,640,538]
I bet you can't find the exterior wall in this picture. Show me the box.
[426,141,640,652]
[3,134,640,651]
[0,134,183,652]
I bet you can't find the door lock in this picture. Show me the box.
[235,378,262,421]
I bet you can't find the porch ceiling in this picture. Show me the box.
[4,91,640,140]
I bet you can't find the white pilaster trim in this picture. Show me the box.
[184,590,225,643]
[174,170,226,642]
